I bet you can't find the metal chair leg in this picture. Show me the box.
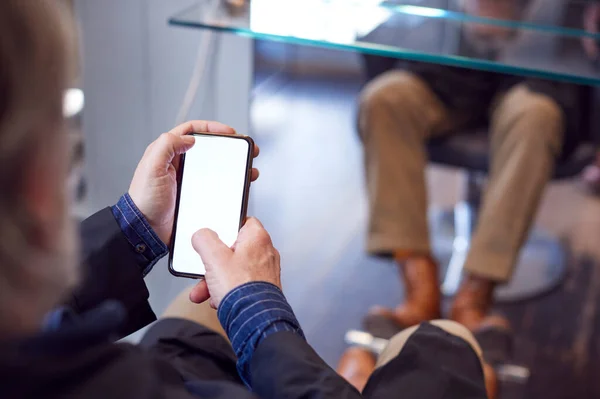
[441,201,473,296]
[434,171,568,302]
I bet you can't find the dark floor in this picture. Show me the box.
[496,254,600,399]
[250,72,600,399]
[250,74,383,362]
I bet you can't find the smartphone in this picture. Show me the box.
[169,133,254,278]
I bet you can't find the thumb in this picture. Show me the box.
[177,135,196,153]
[152,133,195,167]
[191,229,232,270]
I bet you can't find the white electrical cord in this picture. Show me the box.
[175,0,248,124]
[175,31,218,125]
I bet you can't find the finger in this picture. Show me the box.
[250,168,259,182]
[168,120,236,137]
[237,217,272,246]
[150,133,196,168]
[191,228,232,269]
[244,217,265,230]
[189,280,210,304]
[168,121,259,161]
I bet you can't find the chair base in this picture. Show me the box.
[430,205,568,303]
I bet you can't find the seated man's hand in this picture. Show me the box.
[461,0,522,50]
[189,218,281,308]
[128,120,259,245]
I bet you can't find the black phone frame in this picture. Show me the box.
[168,132,255,279]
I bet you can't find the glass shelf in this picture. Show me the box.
[170,0,600,85]
[381,0,600,39]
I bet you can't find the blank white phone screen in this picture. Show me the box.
[171,135,250,276]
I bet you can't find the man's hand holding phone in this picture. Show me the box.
[128,119,271,308]
[128,120,259,245]
[189,218,282,308]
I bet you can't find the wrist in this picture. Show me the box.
[217,282,283,321]
[127,190,170,245]
[216,279,282,309]
[215,281,303,386]
[111,193,168,276]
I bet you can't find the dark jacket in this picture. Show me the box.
[0,208,362,399]
[0,208,487,398]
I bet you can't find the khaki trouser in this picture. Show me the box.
[162,285,228,340]
[358,71,564,282]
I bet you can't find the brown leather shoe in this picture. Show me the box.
[336,347,376,392]
[450,274,496,331]
[364,256,441,335]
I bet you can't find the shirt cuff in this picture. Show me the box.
[111,193,168,276]
[217,282,305,387]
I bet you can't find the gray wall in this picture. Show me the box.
[76,0,202,211]
[74,0,252,324]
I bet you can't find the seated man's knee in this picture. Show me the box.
[521,93,563,127]
[360,71,422,114]
[499,89,564,153]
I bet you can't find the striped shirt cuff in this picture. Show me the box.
[111,193,168,276]
[217,282,305,387]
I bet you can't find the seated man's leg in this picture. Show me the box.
[338,321,497,399]
[451,84,565,331]
[139,286,241,384]
[359,70,455,329]
[161,285,227,339]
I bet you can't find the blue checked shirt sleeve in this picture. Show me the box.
[217,282,305,387]
[111,193,168,276]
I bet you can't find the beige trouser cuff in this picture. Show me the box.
[464,246,517,283]
[367,233,431,256]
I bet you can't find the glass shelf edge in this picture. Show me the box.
[383,4,600,40]
[169,18,600,86]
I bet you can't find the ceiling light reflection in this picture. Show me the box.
[249,0,392,44]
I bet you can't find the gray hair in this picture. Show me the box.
[0,1,75,336]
